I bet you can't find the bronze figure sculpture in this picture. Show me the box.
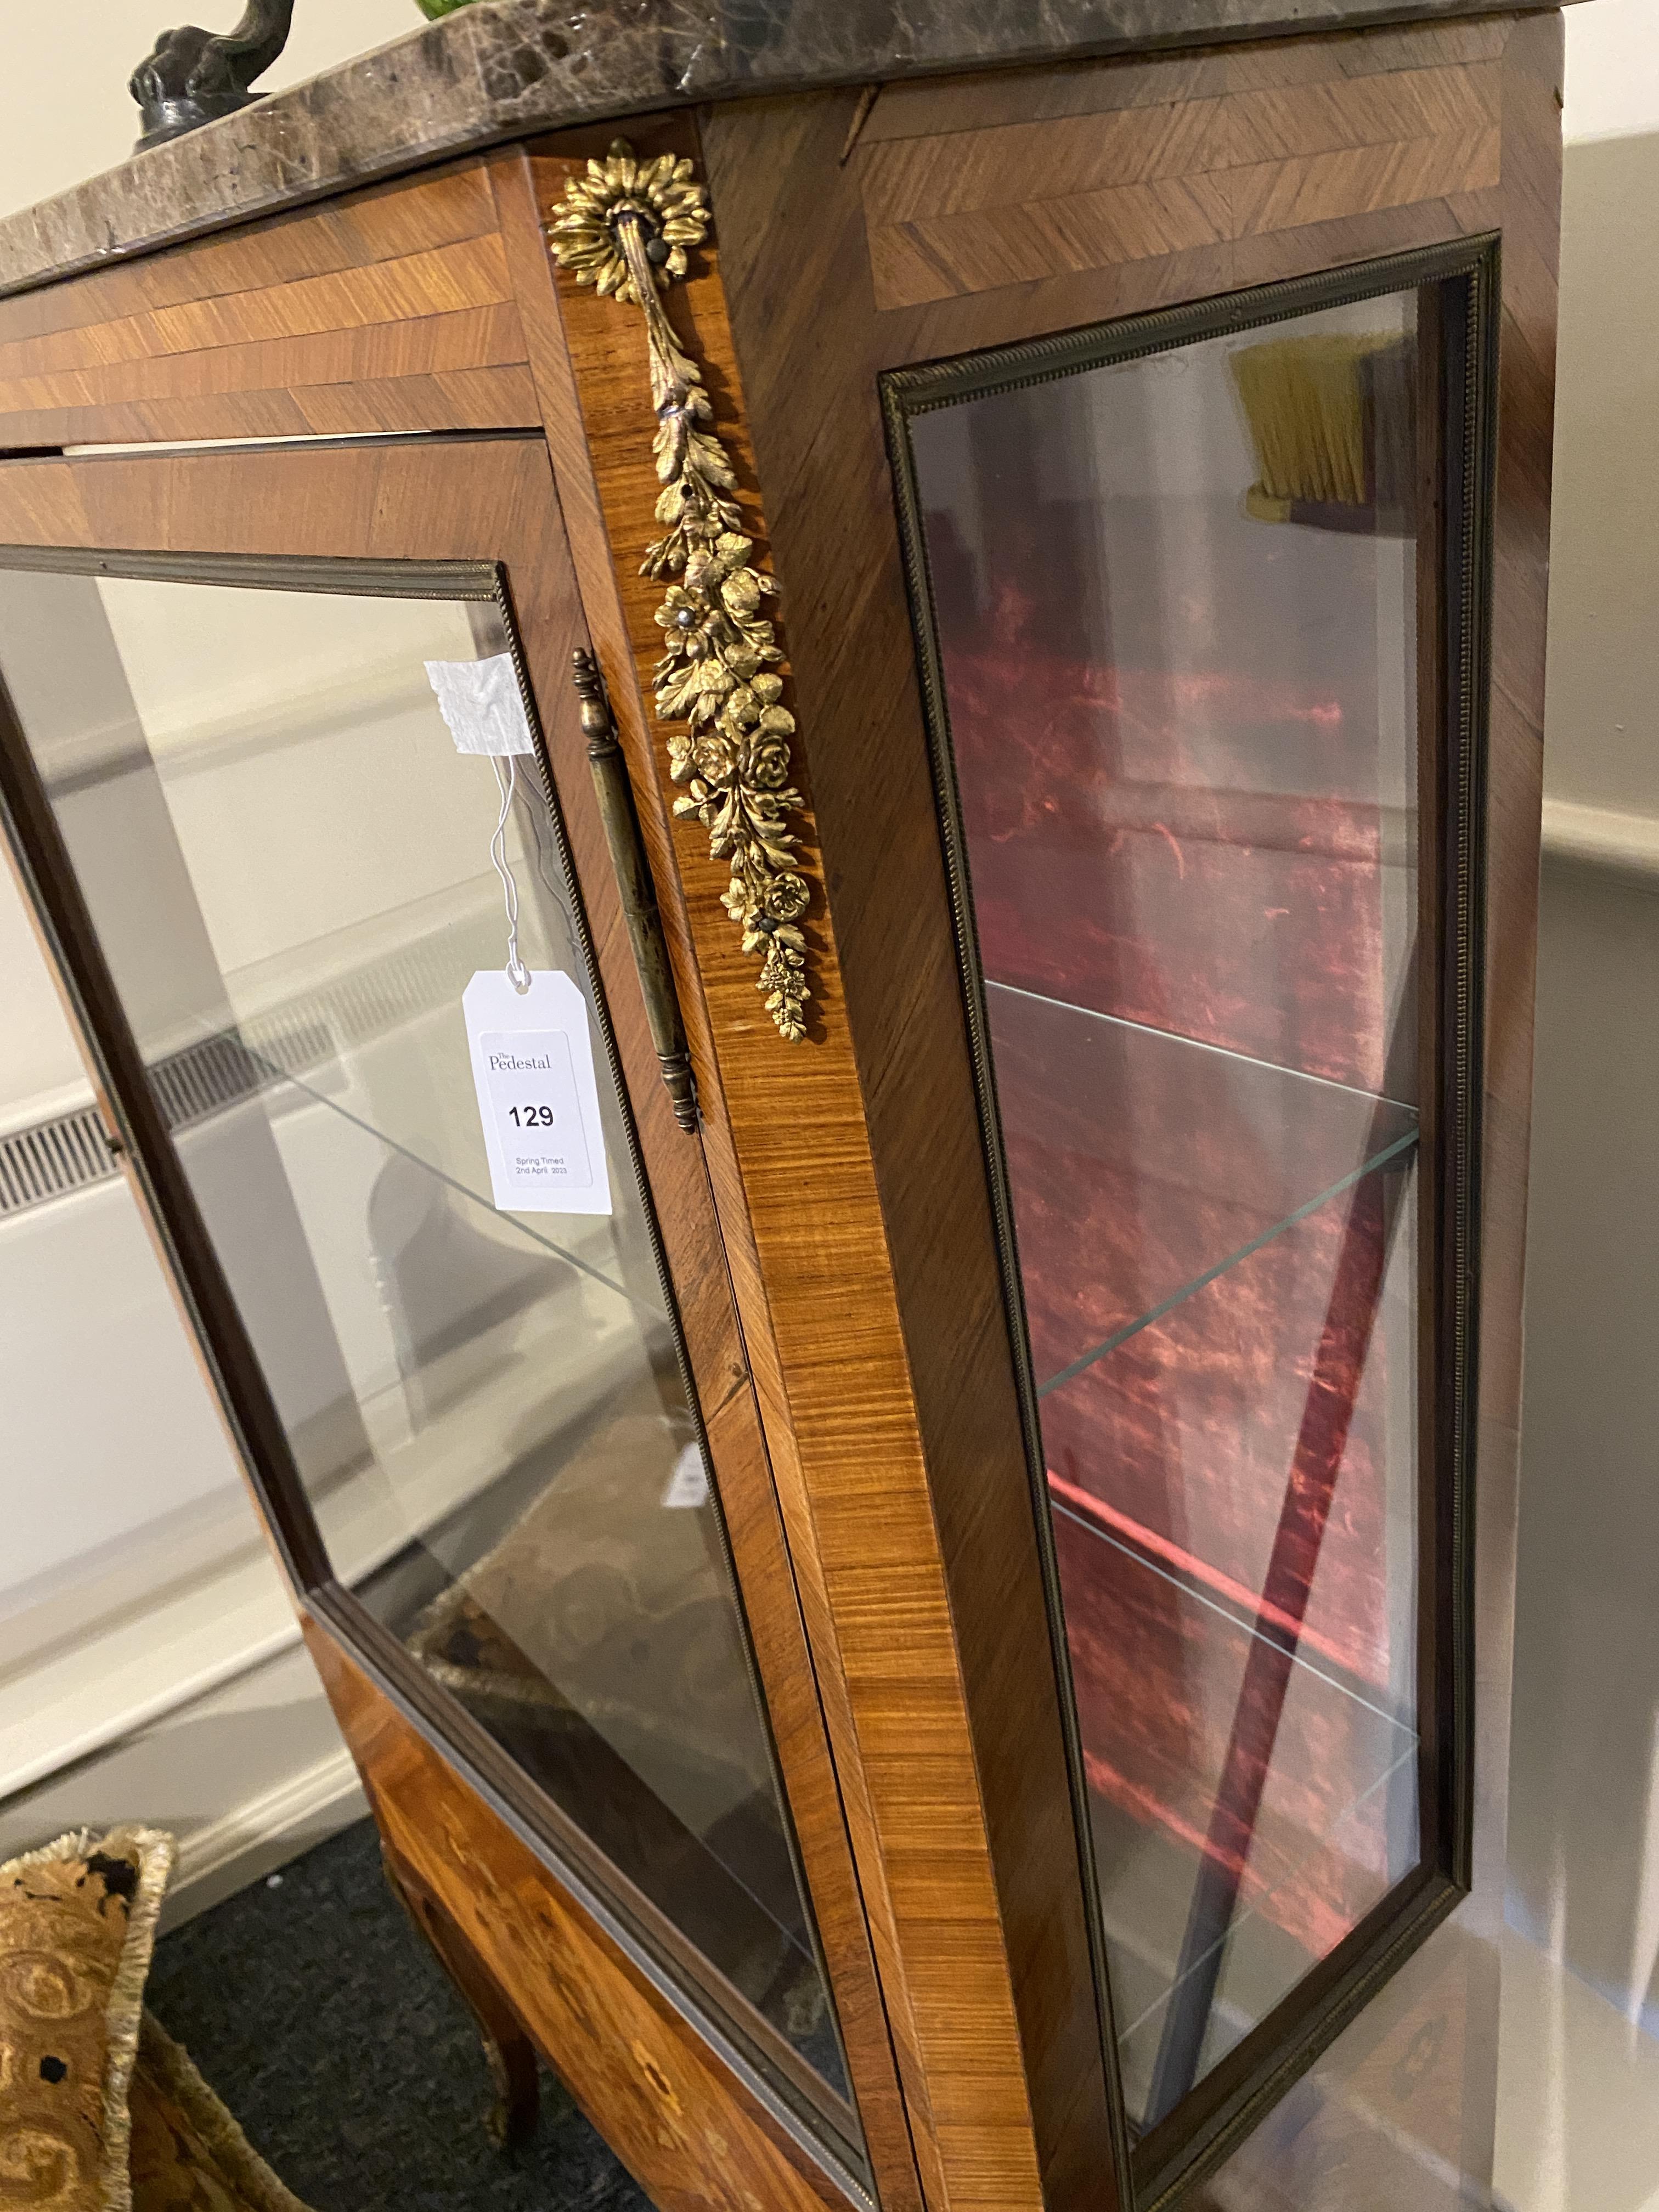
[130,1,296,150]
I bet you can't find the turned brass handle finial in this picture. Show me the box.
[548,143,810,1044]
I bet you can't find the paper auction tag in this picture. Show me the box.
[661,1442,712,1511]
[462,969,612,1216]
[426,654,536,756]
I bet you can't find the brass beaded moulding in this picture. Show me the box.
[548,141,811,1043]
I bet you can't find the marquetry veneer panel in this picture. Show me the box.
[305,1627,857,2212]
[0,161,537,447]
[861,46,1502,307]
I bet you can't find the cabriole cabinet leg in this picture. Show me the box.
[380,1841,540,2150]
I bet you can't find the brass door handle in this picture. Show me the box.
[572,651,698,1133]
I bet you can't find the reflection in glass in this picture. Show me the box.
[0,566,852,2131]
[904,290,1425,2129]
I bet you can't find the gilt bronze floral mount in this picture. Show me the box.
[548,142,811,1043]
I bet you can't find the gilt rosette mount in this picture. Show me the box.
[548,142,810,1043]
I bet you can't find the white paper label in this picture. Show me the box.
[426,654,536,756]
[463,969,612,1215]
[662,1442,712,1511]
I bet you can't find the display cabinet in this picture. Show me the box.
[0,7,1567,2208]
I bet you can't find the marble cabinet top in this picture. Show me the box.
[0,0,1568,299]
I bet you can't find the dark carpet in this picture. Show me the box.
[146,1816,652,2212]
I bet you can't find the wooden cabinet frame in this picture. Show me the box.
[522,19,1554,2209]
[877,228,1499,2203]
[0,13,1560,2212]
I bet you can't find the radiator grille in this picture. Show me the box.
[0,915,470,1221]
[0,1107,115,1216]
[0,1015,332,1221]
[150,1030,275,1131]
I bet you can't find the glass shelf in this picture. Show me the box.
[986,981,1418,1400]
[995,988,1421,2130]
[208,867,668,1320]
[989,981,1418,1692]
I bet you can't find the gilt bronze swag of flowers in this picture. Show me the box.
[548,144,810,1042]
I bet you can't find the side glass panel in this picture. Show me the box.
[887,270,1469,2159]
[0,563,856,2144]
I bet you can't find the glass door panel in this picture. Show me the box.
[0,555,855,2141]
[885,248,1488,2179]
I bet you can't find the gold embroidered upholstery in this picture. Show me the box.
[127,2018,310,2212]
[0,1830,167,2212]
[0,1832,311,2212]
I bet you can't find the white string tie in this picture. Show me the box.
[489,754,532,994]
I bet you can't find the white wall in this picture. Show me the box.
[0,1,417,221]
[1557,0,1659,143]
[0,2,424,1894]
[1496,4,1659,2208]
